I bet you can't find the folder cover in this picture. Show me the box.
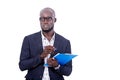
[53,53,78,65]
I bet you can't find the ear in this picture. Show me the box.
[54,18,57,22]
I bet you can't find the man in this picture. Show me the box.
[19,7,72,80]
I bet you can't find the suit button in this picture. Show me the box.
[40,76,42,78]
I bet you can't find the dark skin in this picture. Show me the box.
[40,45,59,67]
[39,9,59,67]
[40,45,55,59]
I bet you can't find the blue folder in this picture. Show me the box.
[53,53,78,65]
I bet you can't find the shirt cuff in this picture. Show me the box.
[54,64,60,70]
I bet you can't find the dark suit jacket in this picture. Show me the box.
[19,31,72,80]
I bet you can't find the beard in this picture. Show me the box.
[42,26,54,33]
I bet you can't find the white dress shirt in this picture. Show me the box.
[41,32,55,80]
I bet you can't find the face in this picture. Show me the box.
[39,10,56,32]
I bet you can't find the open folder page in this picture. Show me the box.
[53,53,78,65]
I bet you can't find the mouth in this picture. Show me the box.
[44,25,48,28]
[42,25,50,30]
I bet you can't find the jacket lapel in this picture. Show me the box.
[36,31,43,53]
[51,33,60,57]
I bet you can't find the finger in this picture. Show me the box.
[45,46,54,50]
[47,59,53,66]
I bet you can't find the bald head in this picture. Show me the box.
[39,7,56,33]
[40,7,55,18]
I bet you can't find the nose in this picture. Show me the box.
[43,19,49,24]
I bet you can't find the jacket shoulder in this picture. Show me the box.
[25,31,41,38]
[55,33,70,42]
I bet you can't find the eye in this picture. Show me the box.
[39,17,44,21]
[39,17,53,22]
[47,17,52,20]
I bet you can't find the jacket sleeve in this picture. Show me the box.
[19,36,43,71]
[55,40,72,76]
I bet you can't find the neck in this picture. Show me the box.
[42,30,54,40]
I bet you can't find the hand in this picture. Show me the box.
[47,58,59,67]
[40,45,55,59]
[44,45,55,54]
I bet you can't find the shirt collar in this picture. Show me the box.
[41,31,55,41]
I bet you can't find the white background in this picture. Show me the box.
[0,0,120,80]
